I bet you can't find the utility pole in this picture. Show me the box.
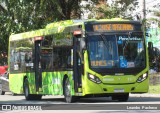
[142,0,146,31]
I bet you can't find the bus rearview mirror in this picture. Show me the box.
[148,42,154,58]
[80,38,86,50]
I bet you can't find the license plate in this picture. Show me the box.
[114,88,124,92]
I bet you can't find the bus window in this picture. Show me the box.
[10,38,34,73]
[40,36,53,71]
[52,46,72,71]
[41,49,52,71]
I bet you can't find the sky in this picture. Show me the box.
[144,0,160,20]
[107,0,160,11]
[145,0,160,8]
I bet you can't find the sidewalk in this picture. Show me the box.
[130,93,160,97]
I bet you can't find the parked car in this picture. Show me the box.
[0,71,10,95]
[0,65,8,75]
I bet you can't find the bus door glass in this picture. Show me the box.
[73,35,82,92]
[34,37,43,91]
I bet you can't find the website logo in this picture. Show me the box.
[2,105,11,111]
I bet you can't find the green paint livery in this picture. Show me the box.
[8,18,149,102]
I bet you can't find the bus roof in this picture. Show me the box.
[9,18,140,41]
[9,28,59,41]
[45,18,130,29]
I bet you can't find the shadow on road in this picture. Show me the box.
[1,94,160,104]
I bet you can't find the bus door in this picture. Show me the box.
[34,37,43,92]
[73,32,82,92]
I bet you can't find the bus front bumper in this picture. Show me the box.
[83,78,149,95]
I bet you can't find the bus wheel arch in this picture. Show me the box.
[23,77,42,100]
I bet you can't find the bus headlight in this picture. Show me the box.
[137,73,148,83]
[88,73,102,84]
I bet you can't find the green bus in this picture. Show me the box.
[8,18,150,102]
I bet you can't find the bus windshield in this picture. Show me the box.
[87,33,146,70]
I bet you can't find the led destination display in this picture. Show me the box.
[93,24,134,32]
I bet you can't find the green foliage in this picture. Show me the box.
[0,0,138,65]
[96,3,120,19]
[85,0,138,19]
[149,73,160,94]
[147,6,160,28]
[0,0,82,64]
[153,10,160,27]
[149,85,160,94]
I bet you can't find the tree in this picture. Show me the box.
[0,0,46,65]
[0,0,138,65]
[152,9,160,27]
[81,0,138,19]
[0,0,99,65]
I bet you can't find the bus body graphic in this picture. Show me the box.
[8,18,149,102]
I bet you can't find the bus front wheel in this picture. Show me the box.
[64,77,76,103]
[23,78,42,100]
[24,78,33,100]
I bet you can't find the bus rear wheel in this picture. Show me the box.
[64,77,76,103]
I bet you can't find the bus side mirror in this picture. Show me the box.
[148,42,153,54]
[148,42,153,49]
[80,38,86,51]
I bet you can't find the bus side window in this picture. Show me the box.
[52,47,72,70]
[67,55,71,67]
[52,49,60,69]
[41,49,52,71]
[25,52,31,63]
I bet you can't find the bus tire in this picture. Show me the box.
[64,77,76,103]
[24,78,33,100]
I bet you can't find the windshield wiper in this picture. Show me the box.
[99,34,108,48]
[99,34,114,59]
[123,32,132,55]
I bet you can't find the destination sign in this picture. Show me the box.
[93,24,134,32]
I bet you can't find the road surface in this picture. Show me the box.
[0,92,160,113]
